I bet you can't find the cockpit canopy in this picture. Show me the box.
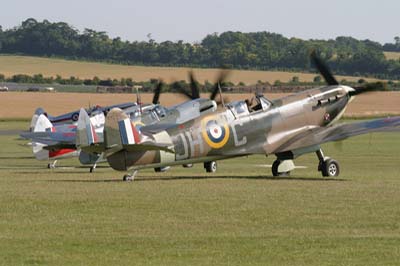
[227,95,272,118]
[227,101,249,117]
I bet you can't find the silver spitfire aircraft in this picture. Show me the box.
[76,53,400,181]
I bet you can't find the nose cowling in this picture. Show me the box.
[342,85,356,96]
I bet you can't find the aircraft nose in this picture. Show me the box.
[343,86,356,95]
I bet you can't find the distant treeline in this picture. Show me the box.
[1,19,400,79]
[2,73,399,93]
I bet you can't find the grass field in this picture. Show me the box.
[0,55,383,84]
[2,91,400,119]
[384,51,400,61]
[1,121,400,265]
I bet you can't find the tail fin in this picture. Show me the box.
[104,108,173,153]
[33,114,53,133]
[104,108,141,149]
[76,108,100,148]
[31,114,53,160]
[30,108,46,131]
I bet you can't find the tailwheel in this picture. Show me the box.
[320,159,340,177]
[204,161,217,173]
[272,160,291,177]
[123,170,138,182]
[47,160,58,169]
[154,166,170,172]
[123,175,133,182]
[182,164,193,168]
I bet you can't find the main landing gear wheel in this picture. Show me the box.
[204,161,217,173]
[272,160,291,177]
[316,149,340,177]
[320,159,340,177]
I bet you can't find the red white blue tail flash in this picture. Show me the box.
[118,119,140,145]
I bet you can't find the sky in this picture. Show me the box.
[1,0,399,44]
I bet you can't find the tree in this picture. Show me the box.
[0,25,3,51]
[291,76,300,83]
[0,19,399,80]
[313,76,322,83]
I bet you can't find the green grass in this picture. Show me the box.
[1,121,400,265]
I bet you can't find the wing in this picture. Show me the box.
[274,117,400,153]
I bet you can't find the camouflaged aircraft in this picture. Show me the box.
[29,102,137,131]
[22,77,222,171]
[76,52,400,181]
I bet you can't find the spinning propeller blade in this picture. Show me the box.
[310,50,339,86]
[152,81,164,104]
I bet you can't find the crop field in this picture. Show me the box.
[0,55,383,84]
[2,91,400,119]
[384,51,400,61]
[1,120,400,265]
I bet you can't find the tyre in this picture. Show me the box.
[204,161,217,173]
[272,160,290,177]
[154,166,170,172]
[123,175,132,181]
[321,159,340,177]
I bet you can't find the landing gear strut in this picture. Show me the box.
[123,170,138,182]
[316,149,340,177]
[204,161,217,173]
[89,163,97,173]
[47,160,58,169]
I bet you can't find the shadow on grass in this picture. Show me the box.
[45,175,347,183]
[0,156,35,159]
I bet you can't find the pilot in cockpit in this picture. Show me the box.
[245,94,263,112]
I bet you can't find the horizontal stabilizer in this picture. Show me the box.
[80,142,173,154]
[123,142,174,153]
[43,143,77,151]
[80,143,106,154]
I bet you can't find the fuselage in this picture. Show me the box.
[107,85,354,171]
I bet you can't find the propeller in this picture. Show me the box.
[152,80,164,104]
[310,50,379,96]
[188,71,200,99]
[310,50,339,86]
[176,70,230,104]
[349,83,383,97]
[210,70,230,101]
